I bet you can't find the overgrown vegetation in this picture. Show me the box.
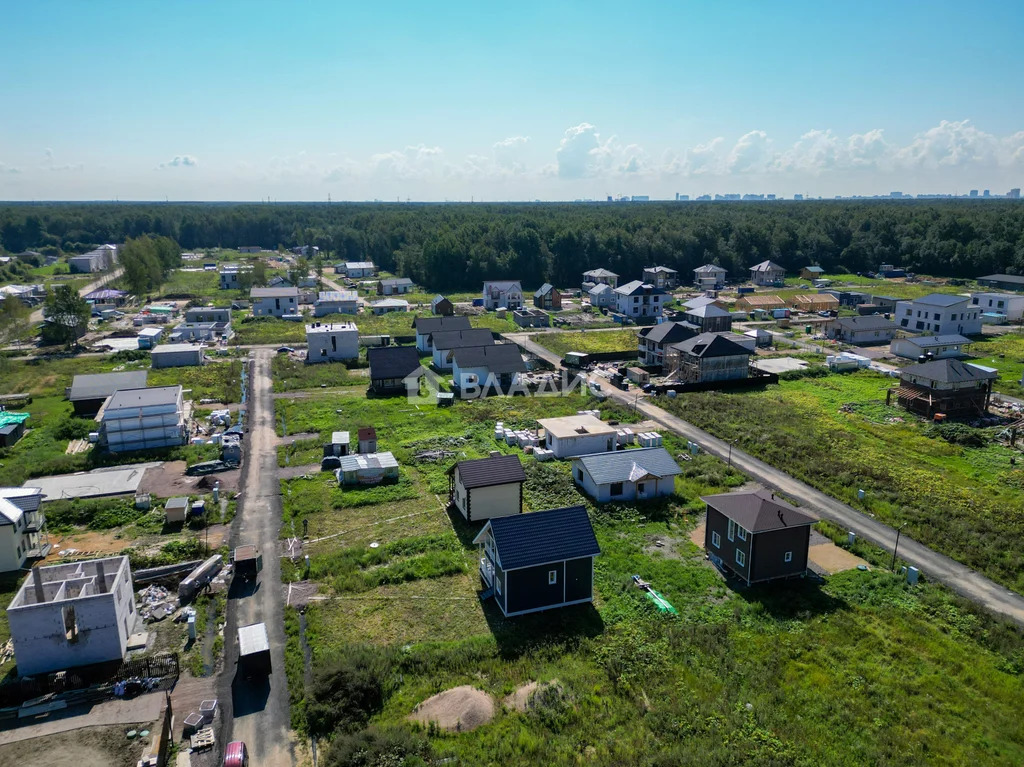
[531,328,639,357]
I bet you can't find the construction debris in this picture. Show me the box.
[138,585,176,623]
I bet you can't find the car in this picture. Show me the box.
[276,346,295,354]
[224,741,249,767]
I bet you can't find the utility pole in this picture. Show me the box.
[890,523,907,571]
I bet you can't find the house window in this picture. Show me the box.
[727,519,736,541]
[784,551,793,563]
[610,482,624,496]
[711,531,721,548]
[637,482,645,494]
[576,469,583,482]
[735,549,746,567]
[548,570,558,585]
[736,526,747,541]
[495,577,502,595]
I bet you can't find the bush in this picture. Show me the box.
[925,422,989,448]
[306,646,398,736]
[323,727,431,767]
[53,415,94,441]
[778,365,830,381]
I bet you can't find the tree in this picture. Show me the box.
[42,285,90,347]
[289,256,310,287]
[313,253,324,290]
[251,259,268,287]
[0,296,31,346]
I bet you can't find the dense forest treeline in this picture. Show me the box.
[2,201,1024,290]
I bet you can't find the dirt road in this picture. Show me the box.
[218,349,294,765]
[508,332,1024,627]
[28,267,124,324]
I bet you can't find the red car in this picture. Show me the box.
[224,741,249,767]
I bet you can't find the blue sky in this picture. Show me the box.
[1,1,1022,200]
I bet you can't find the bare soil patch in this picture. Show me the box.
[0,724,149,767]
[408,685,495,732]
[138,461,241,497]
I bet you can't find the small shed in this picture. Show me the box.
[431,295,455,316]
[336,452,399,485]
[152,343,205,369]
[358,427,378,454]
[137,326,164,349]
[324,431,351,457]
[165,496,191,524]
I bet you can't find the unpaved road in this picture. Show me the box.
[28,267,124,324]
[218,349,294,765]
[509,332,1024,627]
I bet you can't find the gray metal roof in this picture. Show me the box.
[701,489,816,531]
[451,344,527,374]
[685,304,731,319]
[583,268,618,278]
[105,386,182,410]
[911,293,968,307]
[379,277,414,287]
[901,359,998,384]
[750,260,784,272]
[431,328,495,351]
[573,447,682,485]
[338,452,399,472]
[831,315,899,331]
[68,371,149,401]
[413,316,471,334]
[250,286,299,298]
[670,332,750,358]
[238,622,270,656]
[978,273,1024,285]
[694,264,727,274]
[615,280,666,296]
[900,334,971,348]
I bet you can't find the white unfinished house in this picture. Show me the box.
[0,487,47,572]
[7,556,136,676]
[305,322,359,362]
[100,386,187,452]
[314,290,359,317]
[219,263,252,290]
[693,264,728,290]
[537,414,617,459]
[895,293,982,336]
[251,286,299,318]
[614,280,668,319]
[482,281,524,311]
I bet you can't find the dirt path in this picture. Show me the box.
[218,349,295,766]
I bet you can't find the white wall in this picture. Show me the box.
[455,473,520,521]
[253,296,298,317]
[895,298,981,335]
[572,465,673,502]
[0,523,26,572]
[306,330,359,361]
[547,431,615,459]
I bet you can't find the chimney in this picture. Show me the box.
[32,566,44,603]
[96,560,106,593]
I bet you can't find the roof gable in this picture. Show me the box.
[454,454,526,488]
[640,321,696,345]
[574,447,682,485]
[901,359,998,384]
[476,506,600,570]
[451,344,527,374]
[701,489,816,531]
[672,332,750,358]
[69,371,149,401]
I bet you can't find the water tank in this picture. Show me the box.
[857,489,865,500]
[847,531,856,546]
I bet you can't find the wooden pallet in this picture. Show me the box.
[189,727,215,751]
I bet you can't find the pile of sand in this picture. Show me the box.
[504,679,561,712]
[408,685,495,732]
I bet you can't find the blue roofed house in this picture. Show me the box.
[472,506,601,617]
[571,447,682,502]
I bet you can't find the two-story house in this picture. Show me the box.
[614,280,668,319]
[251,286,299,318]
[581,268,619,292]
[219,263,252,290]
[482,281,524,311]
[749,260,786,286]
[895,293,981,336]
[0,487,48,572]
[682,304,733,333]
[693,264,727,291]
[970,292,1024,323]
[664,333,751,382]
[642,266,679,290]
[533,283,562,310]
[637,322,696,366]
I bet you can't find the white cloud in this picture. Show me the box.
[556,123,614,179]
[727,130,774,173]
[158,155,199,169]
[894,120,1013,169]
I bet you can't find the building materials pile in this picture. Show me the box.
[637,432,663,447]
[138,584,176,622]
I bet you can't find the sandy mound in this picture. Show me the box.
[504,679,561,712]
[408,685,495,732]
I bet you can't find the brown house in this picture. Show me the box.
[533,283,562,310]
[702,489,816,585]
[888,359,997,418]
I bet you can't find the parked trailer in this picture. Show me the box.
[231,544,263,582]
[178,554,223,601]
[238,622,272,677]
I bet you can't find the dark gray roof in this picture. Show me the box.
[574,447,682,485]
[831,315,899,331]
[430,328,495,351]
[68,371,149,401]
[451,344,527,374]
[368,346,421,380]
[106,386,181,410]
[913,293,968,307]
[534,283,557,298]
[639,322,696,345]
[978,273,1024,285]
[615,280,667,296]
[380,277,414,287]
[453,454,526,488]
[901,334,971,348]
[702,489,816,531]
[671,332,750,358]
[901,359,998,384]
[483,506,600,570]
[685,304,732,319]
[250,286,299,298]
[412,316,471,334]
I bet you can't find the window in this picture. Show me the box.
[576,469,583,482]
[548,570,558,585]
[727,519,736,541]
[495,577,502,595]
[610,482,624,497]
[637,482,645,494]
[736,526,747,541]
[735,549,746,567]
[711,531,721,548]
[784,551,793,563]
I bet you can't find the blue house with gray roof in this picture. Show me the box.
[571,447,682,502]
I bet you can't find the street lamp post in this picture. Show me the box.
[891,523,907,571]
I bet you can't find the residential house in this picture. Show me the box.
[891,359,997,418]
[614,280,668,319]
[643,266,679,289]
[368,298,410,315]
[448,454,526,522]
[339,261,377,278]
[683,303,733,333]
[533,283,562,310]
[151,343,205,368]
[824,315,899,345]
[799,266,826,280]
[693,264,727,291]
[891,334,971,361]
[7,556,136,676]
[587,283,615,308]
[735,294,786,313]
[0,487,47,572]
[413,315,471,353]
[100,386,187,452]
[702,489,816,585]
[571,447,682,502]
[483,280,524,311]
[976,274,1024,293]
[305,322,359,362]
[336,452,399,485]
[368,346,421,395]
[895,293,982,336]
[512,308,550,328]
[251,286,299,318]
[537,414,617,459]
[792,293,839,313]
[67,371,148,417]
[69,245,119,274]
[430,328,495,370]
[871,295,899,313]
[290,245,319,257]
[821,290,871,308]
[664,333,752,382]
[581,268,619,291]
[431,295,454,316]
[85,288,128,310]
[314,290,359,317]
[970,292,1024,322]
[185,306,231,324]
[377,278,415,296]
[267,275,294,289]
[749,260,786,286]
[682,295,726,311]
[638,322,697,366]
[451,344,528,392]
[219,263,252,290]
[473,505,600,617]
[357,427,378,453]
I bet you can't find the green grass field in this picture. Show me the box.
[658,370,1024,593]
[530,329,639,357]
[277,384,1024,766]
[968,332,1024,395]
